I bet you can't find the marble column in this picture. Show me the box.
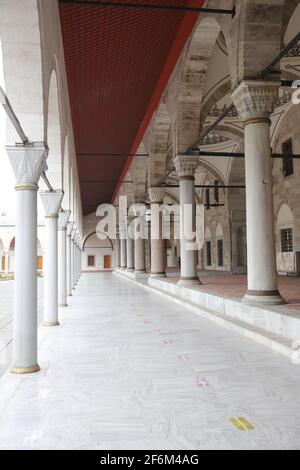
[148,188,166,278]
[114,234,121,269]
[67,221,74,296]
[6,142,47,374]
[58,210,71,307]
[71,227,77,289]
[120,235,127,270]
[174,155,200,286]
[135,237,146,273]
[40,190,64,326]
[126,223,134,272]
[232,80,285,305]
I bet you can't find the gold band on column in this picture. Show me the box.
[42,321,60,327]
[244,117,271,127]
[11,364,40,375]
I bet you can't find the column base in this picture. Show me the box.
[11,364,40,375]
[150,273,166,279]
[42,321,60,327]
[243,290,286,306]
[126,268,134,273]
[177,277,201,287]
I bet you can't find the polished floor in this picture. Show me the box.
[0,273,300,450]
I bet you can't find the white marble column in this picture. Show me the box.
[114,233,120,269]
[126,223,134,272]
[148,188,166,278]
[134,237,146,273]
[6,142,47,374]
[40,190,64,326]
[58,210,71,307]
[67,221,74,296]
[71,227,76,289]
[120,235,127,270]
[232,80,284,305]
[174,155,200,286]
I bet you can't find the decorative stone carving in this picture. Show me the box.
[232,80,280,121]
[148,187,165,204]
[174,155,199,179]
[208,104,238,118]
[6,142,48,186]
[58,210,71,230]
[199,133,231,146]
[40,190,64,217]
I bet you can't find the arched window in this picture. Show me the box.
[277,204,294,253]
[205,227,212,267]
[216,223,224,268]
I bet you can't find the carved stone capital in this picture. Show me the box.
[232,80,280,123]
[6,142,48,186]
[58,210,71,230]
[40,190,64,217]
[148,187,165,204]
[71,226,77,241]
[67,221,74,236]
[174,155,199,180]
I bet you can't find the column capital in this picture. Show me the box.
[58,210,71,230]
[174,155,199,180]
[71,227,77,241]
[40,190,64,217]
[148,187,165,204]
[6,142,48,187]
[67,221,74,236]
[232,80,280,124]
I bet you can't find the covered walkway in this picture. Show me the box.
[0,273,300,450]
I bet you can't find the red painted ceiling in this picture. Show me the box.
[59,0,202,215]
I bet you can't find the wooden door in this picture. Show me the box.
[104,256,111,269]
[1,256,5,272]
[37,256,43,270]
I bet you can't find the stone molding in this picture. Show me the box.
[40,190,64,217]
[174,155,199,179]
[6,142,48,185]
[232,80,280,122]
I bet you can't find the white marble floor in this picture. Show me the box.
[0,273,300,450]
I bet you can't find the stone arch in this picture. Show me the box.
[175,16,222,152]
[0,1,44,143]
[83,232,113,251]
[45,69,63,190]
[0,238,4,273]
[63,135,70,210]
[83,232,114,271]
[148,103,171,186]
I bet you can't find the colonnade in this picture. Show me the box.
[6,143,83,375]
[115,80,285,306]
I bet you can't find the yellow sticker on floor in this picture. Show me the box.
[230,417,255,431]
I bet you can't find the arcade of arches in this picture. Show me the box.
[1,0,300,451]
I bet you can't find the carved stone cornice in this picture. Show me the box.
[40,190,64,217]
[174,155,199,180]
[6,142,48,186]
[148,187,165,204]
[58,210,71,230]
[232,80,280,123]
